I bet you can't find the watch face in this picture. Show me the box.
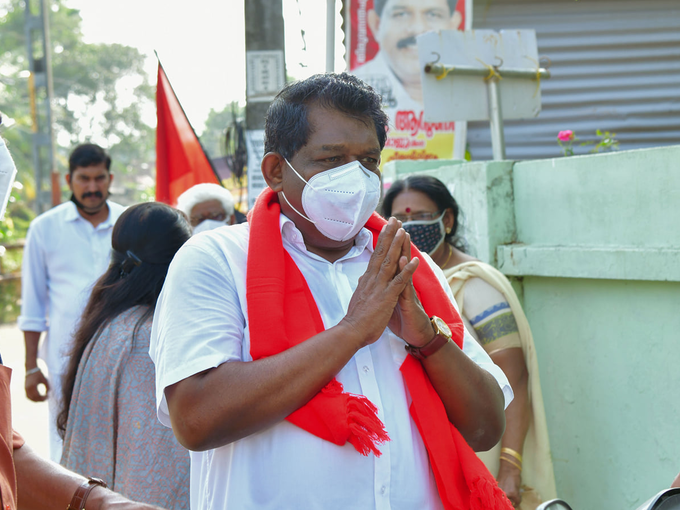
[433,316,451,337]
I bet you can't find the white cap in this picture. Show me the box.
[175,183,235,218]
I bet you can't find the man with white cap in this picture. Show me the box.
[175,183,239,234]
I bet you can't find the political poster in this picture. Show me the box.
[346,0,469,164]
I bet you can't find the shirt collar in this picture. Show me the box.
[279,213,374,259]
[64,200,114,228]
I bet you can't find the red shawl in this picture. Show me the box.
[246,188,512,510]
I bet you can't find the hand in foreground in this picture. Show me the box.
[497,462,522,508]
[25,369,49,402]
[386,229,435,347]
[341,217,420,347]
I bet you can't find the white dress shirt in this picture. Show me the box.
[150,214,512,510]
[18,200,125,376]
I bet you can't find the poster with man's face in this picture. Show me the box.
[348,0,466,163]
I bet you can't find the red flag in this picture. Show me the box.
[155,62,220,204]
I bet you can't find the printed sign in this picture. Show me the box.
[245,129,266,209]
[347,0,468,165]
[246,50,285,102]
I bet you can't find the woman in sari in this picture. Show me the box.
[57,202,192,510]
[382,175,556,509]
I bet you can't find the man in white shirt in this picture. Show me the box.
[151,73,512,510]
[18,143,125,462]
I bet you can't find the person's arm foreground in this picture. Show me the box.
[166,218,505,452]
[14,441,166,510]
[672,471,680,488]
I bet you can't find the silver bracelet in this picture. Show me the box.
[25,367,41,376]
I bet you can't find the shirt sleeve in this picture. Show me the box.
[150,241,246,427]
[422,254,514,409]
[17,222,49,332]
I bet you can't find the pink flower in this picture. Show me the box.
[557,130,574,142]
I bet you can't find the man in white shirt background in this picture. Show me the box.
[18,143,125,462]
[151,73,513,509]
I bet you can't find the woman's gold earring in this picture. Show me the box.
[445,228,452,234]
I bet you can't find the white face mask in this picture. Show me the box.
[280,158,381,242]
[192,218,228,235]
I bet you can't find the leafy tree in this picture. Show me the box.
[199,102,247,210]
[0,0,156,209]
[200,102,244,160]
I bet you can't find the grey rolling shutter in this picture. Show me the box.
[466,0,680,160]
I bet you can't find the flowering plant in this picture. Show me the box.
[557,130,576,156]
[557,129,620,157]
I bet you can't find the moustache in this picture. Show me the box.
[397,36,417,50]
[82,191,103,199]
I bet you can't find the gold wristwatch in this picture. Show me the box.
[404,316,452,361]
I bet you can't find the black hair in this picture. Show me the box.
[68,143,111,174]
[373,0,458,17]
[381,174,466,252]
[264,72,388,160]
[57,202,192,438]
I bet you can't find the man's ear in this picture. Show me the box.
[108,173,114,185]
[261,152,285,192]
[65,173,71,186]
[367,9,381,39]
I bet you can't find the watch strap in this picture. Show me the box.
[67,477,108,510]
[404,317,452,360]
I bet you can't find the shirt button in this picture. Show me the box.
[380,486,387,495]
[362,366,370,373]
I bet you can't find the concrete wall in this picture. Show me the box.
[383,145,680,509]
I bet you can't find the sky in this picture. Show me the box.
[66,0,347,134]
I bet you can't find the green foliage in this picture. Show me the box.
[0,181,32,324]
[589,129,620,153]
[0,0,158,320]
[200,102,245,159]
[577,129,621,154]
[0,0,156,207]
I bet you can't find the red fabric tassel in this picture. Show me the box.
[346,396,391,457]
[469,476,514,510]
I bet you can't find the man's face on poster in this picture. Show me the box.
[368,0,462,87]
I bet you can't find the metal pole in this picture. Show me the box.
[486,77,506,161]
[326,0,335,73]
[40,0,59,206]
[24,0,57,213]
[424,62,551,80]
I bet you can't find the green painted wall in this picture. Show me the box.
[525,277,680,508]
[389,146,680,509]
